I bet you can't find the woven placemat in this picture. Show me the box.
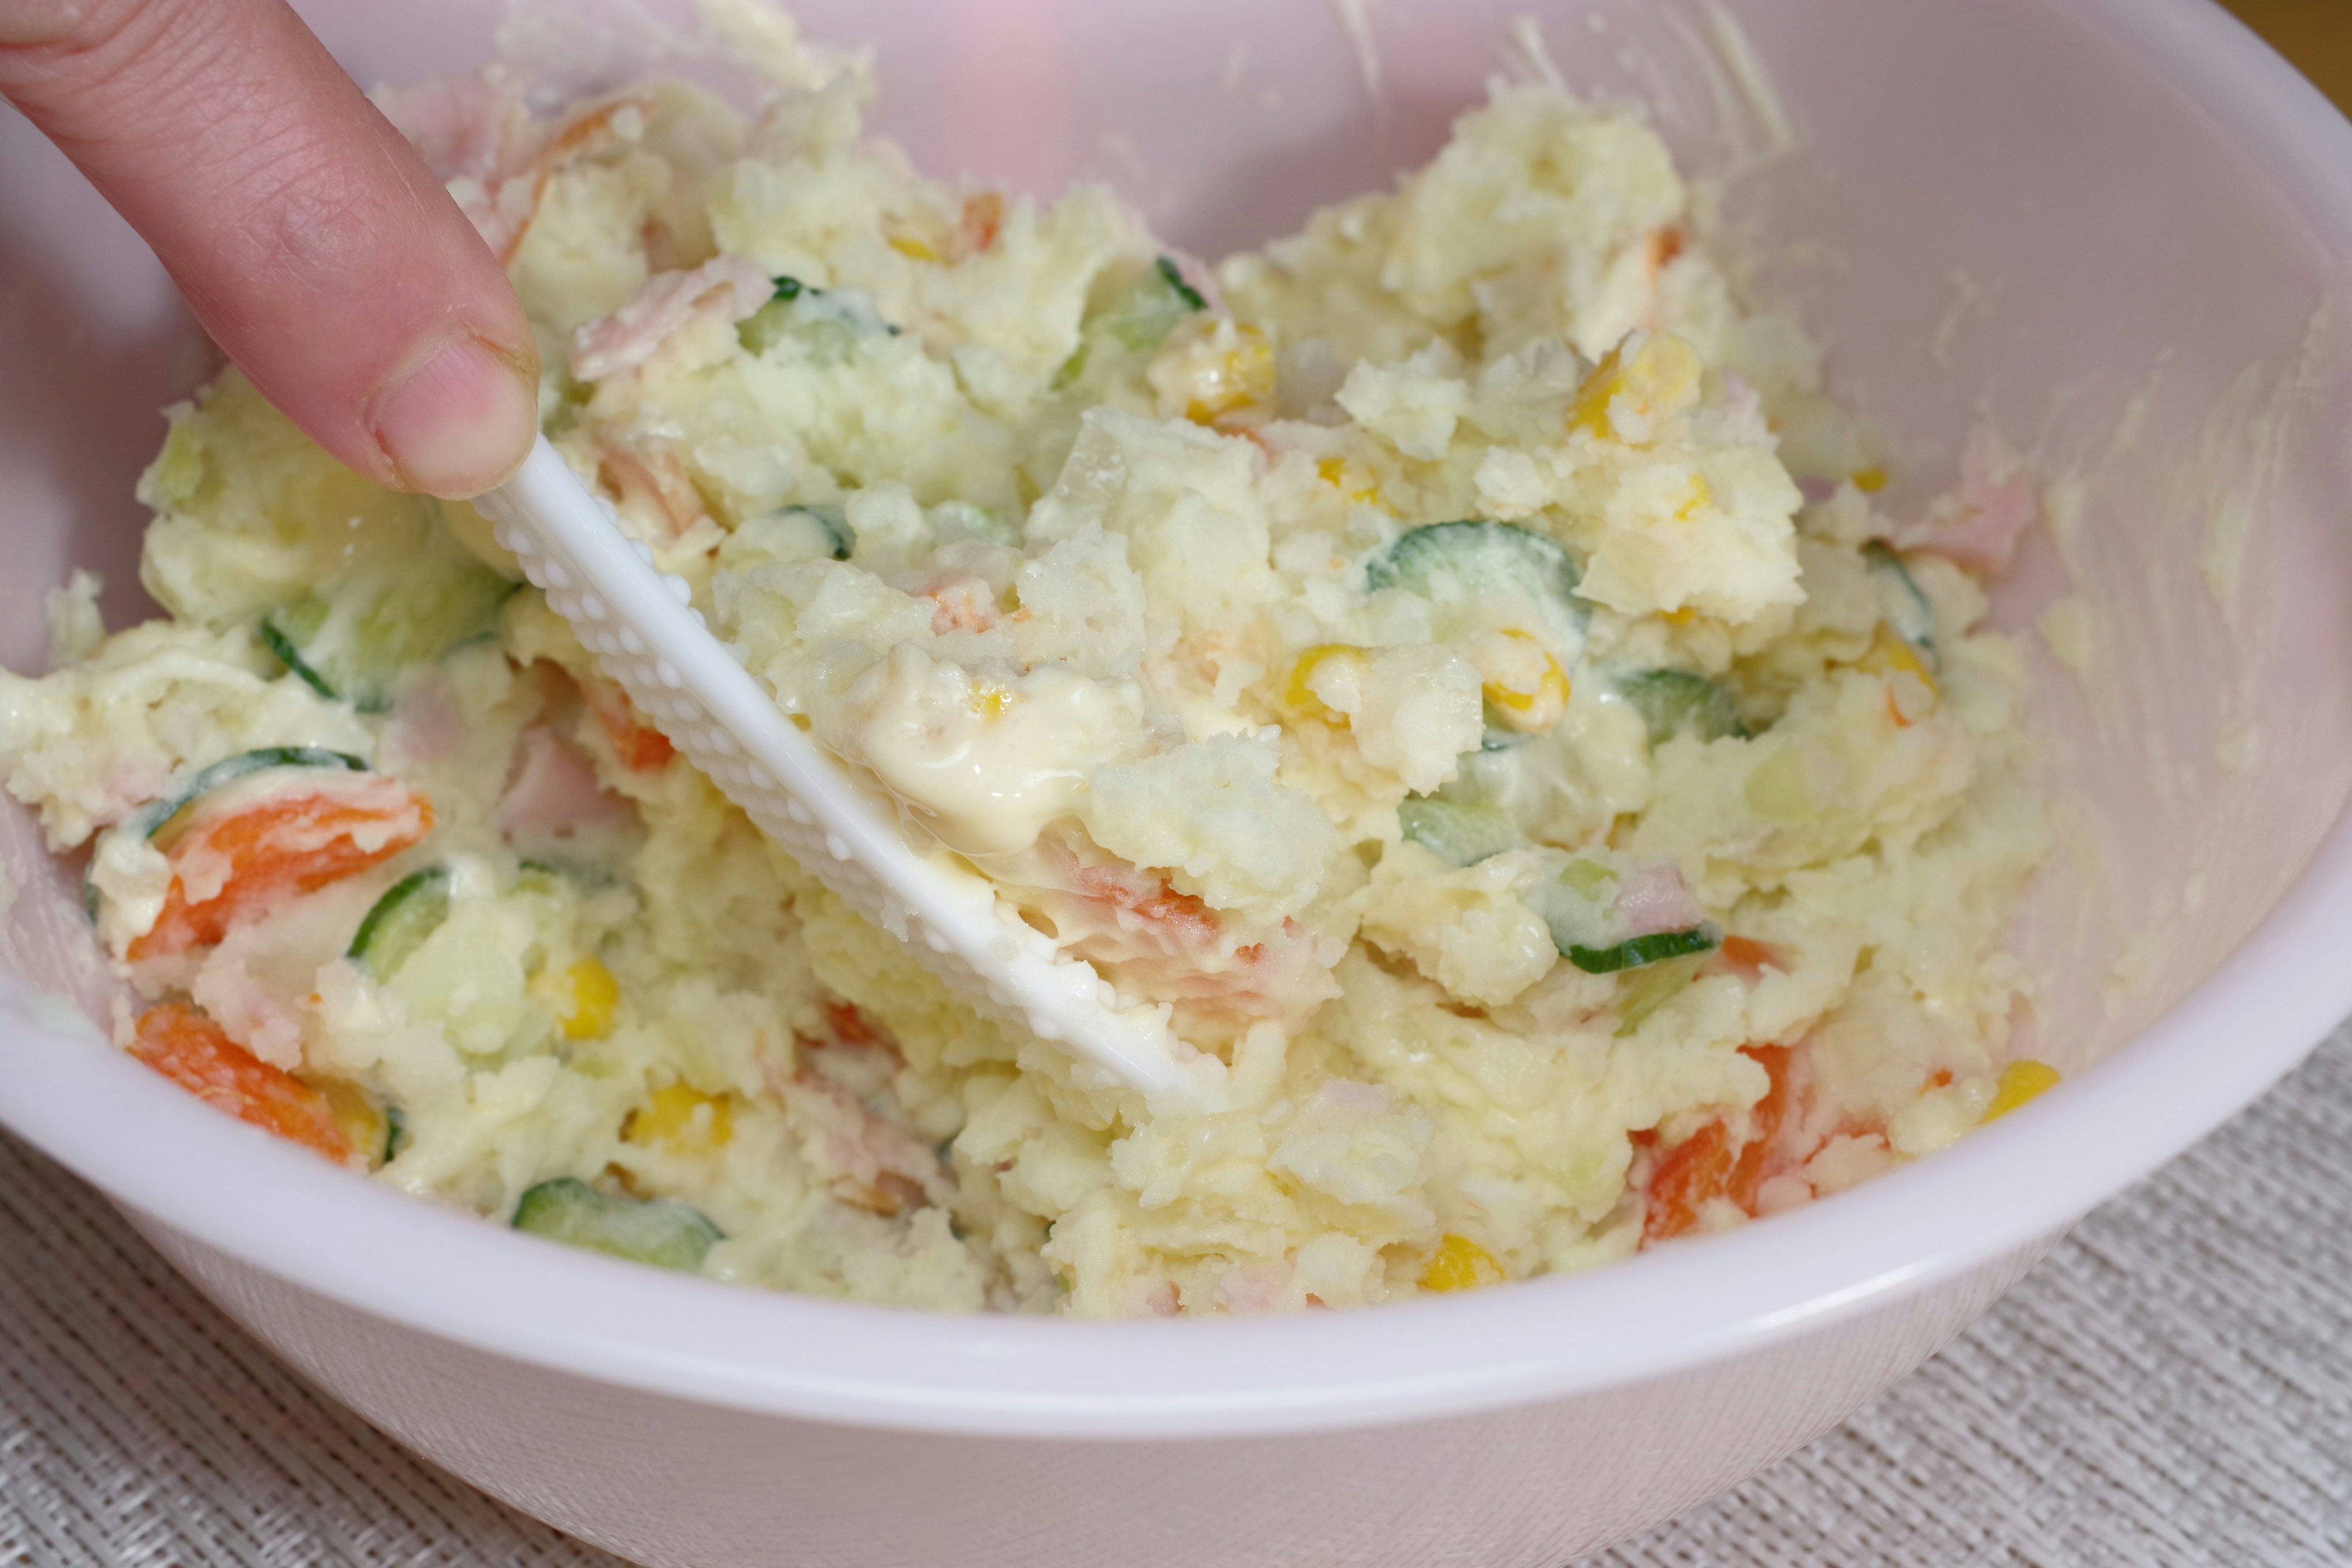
[2,1025,2348,1566]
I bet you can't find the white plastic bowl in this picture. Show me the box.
[4,1,2350,1562]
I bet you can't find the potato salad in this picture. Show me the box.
[0,15,2056,1315]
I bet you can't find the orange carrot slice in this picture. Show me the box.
[130,776,433,960]
[130,1004,353,1164]
[1717,935,1783,982]
[582,675,676,772]
[1643,1043,1801,1245]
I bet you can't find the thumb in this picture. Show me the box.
[0,0,540,498]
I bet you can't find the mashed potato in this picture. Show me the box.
[0,15,2052,1316]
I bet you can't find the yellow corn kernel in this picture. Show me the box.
[1420,1234,1506,1293]
[1317,456,1382,506]
[1662,607,1698,626]
[1285,643,1364,723]
[969,681,1011,719]
[1859,623,1932,684]
[626,1082,736,1155]
[552,957,620,1041]
[1675,473,1713,522]
[888,233,941,263]
[1482,630,1571,733]
[1852,466,1891,494]
[1983,1060,2061,1123]
[1194,323,1275,423]
[1571,330,1703,442]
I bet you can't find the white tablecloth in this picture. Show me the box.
[4,1025,2349,1566]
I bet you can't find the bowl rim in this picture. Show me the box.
[3,0,2351,1442]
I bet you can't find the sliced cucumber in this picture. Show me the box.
[1533,856,1720,974]
[1565,926,1719,976]
[1365,521,1588,639]
[511,1177,722,1273]
[774,504,853,560]
[1533,857,1621,955]
[1397,797,1523,868]
[262,512,517,712]
[737,275,804,353]
[739,275,900,357]
[1864,543,1939,671]
[930,499,1014,546]
[1054,255,1208,388]
[136,747,370,846]
[1101,257,1207,348]
[348,865,451,978]
[383,1106,408,1163]
[1616,669,1747,745]
[1614,950,1714,1035]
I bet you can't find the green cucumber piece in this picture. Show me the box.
[1397,797,1523,868]
[511,1177,722,1273]
[1864,542,1939,671]
[262,517,517,712]
[1533,858,1621,955]
[1097,257,1207,352]
[1150,255,1208,314]
[1054,255,1207,388]
[138,747,370,845]
[930,500,1014,546]
[737,276,805,354]
[1566,925,1720,976]
[1617,669,1748,745]
[739,275,900,357]
[383,1106,407,1163]
[1532,858,1721,973]
[1365,521,1588,638]
[1614,950,1713,1035]
[348,866,451,978]
[773,504,853,561]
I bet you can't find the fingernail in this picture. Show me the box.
[371,336,538,498]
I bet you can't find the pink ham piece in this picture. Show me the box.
[1614,860,1708,937]
[781,1066,943,1218]
[496,727,635,846]
[382,671,466,774]
[375,72,650,264]
[592,434,714,545]
[1024,832,1337,1038]
[1896,427,2038,578]
[570,257,777,382]
[373,69,520,186]
[1213,1259,1295,1316]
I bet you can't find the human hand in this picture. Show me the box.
[0,0,539,498]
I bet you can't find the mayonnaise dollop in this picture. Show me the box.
[842,644,1144,855]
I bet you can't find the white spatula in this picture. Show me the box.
[475,435,1223,1107]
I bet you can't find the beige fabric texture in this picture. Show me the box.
[2,1027,2349,1567]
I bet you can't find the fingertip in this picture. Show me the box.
[368,334,540,499]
